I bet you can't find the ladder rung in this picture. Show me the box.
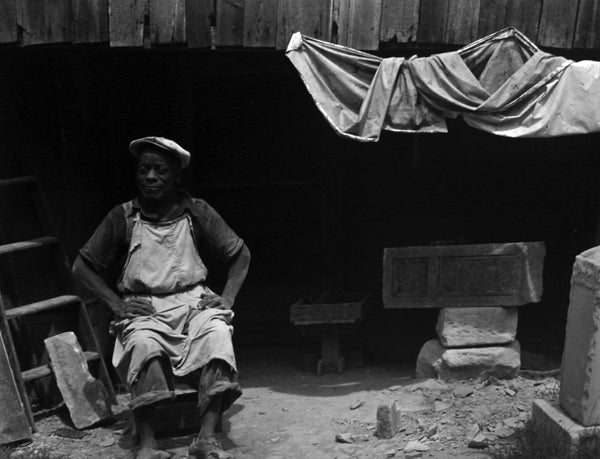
[5,295,81,320]
[0,236,58,256]
[0,176,38,188]
[21,351,101,383]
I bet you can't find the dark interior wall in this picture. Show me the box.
[1,45,599,362]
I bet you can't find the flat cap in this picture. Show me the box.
[129,136,191,168]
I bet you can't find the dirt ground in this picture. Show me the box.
[8,346,560,459]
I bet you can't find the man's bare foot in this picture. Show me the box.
[135,447,171,459]
[188,437,233,459]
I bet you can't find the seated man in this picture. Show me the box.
[72,137,250,459]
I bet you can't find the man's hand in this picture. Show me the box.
[112,297,155,319]
[198,294,233,310]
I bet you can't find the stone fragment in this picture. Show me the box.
[404,440,429,452]
[97,436,116,447]
[492,426,514,438]
[468,434,488,449]
[466,423,480,442]
[335,433,352,443]
[560,246,600,426]
[453,386,474,398]
[425,424,438,438]
[503,417,523,429]
[433,401,452,412]
[376,403,400,439]
[485,375,502,386]
[436,307,518,347]
[416,339,521,381]
[383,449,396,458]
[404,452,421,459]
[350,400,364,410]
[350,434,370,443]
[54,427,88,439]
[44,332,111,429]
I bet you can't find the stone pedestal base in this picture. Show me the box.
[416,339,520,381]
[436,307,518,347]
[531,399,600,450]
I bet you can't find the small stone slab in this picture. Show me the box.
[45,332,111,429]
[436,307,518,347]
[532,399,600,450]
[416,339,520,381]
[560,246,600,426]
[376,402,400,439]
[404,440,429,452]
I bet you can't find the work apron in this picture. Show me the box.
[111,211,237,386]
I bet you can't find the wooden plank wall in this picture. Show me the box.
[149,0,185,44]
[380,0,419,44]
[276,0,332,49]
[17,0,70,45]
[575,0,600,48]
[71,0,109,44]
[0,0,597,50]
[0,0,17,43]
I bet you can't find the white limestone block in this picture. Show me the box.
[560,246,600,426]
[416,339,520,381]
[436,307,518,347]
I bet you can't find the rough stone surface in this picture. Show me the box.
[404,440,429,452]
[0,329,31,444]
[532,399,600,449]
[416,339,521,381]
[376,402,400,439]
[45,332,112,429]
[383,242,545,309]
[436,307,518,347]
[560,246,600,426]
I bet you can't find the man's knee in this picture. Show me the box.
[209,318,233,338]
[128,329,163,353]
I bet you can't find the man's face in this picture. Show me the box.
[136,150,181,202]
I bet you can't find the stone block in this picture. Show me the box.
[436,307,518,347]
[416,339,520,381]
[560,246,600,426]
[376,402,400,439]
[45,332,112,429]
[532,399,600,450]
[383,242,545,308]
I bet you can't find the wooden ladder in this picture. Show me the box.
[0,175,117,433]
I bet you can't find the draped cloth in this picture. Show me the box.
[285,28,600,141]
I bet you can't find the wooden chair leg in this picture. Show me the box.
[78,301,117,404]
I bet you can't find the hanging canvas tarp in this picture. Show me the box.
[286,28,600,141]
